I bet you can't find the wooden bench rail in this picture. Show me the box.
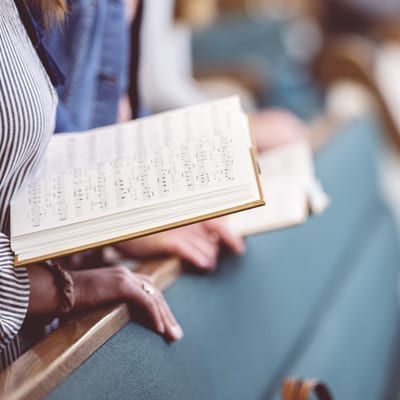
[0,257,183,400]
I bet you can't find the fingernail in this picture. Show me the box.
[237,241,246,254]
[159,323,165,334]
[199,257,211,268]
[172,324,184,340]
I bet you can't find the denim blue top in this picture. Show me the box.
[46,0,130,132]
[14,0,65,87]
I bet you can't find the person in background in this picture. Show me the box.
[335,0,400,19]
[320,0,400,36]
[139,0,309,153]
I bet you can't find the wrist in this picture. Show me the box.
[68,270,88,311]
[69,267,128,311]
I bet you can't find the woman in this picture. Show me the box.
[0,0,183,370]
[139,0,309,151]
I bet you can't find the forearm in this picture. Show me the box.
[28,264,183,341]
[27,264,125,316]
[26,264,60,316]
[69,267,125,311]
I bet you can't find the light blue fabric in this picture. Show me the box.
[46,0,129,132]
[280,211,400,400]
[192,16,324,121]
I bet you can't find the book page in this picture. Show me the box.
[11,97,257,237]
[228,141,329,236]
[228,178,309,236]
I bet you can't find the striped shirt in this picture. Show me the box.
[0,0,57,368]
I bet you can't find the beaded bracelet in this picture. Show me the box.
[43,262,76,315]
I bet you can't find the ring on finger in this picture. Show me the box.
[142,282,155,296]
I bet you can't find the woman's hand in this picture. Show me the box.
[27,264,183,341]
[70,266,183,341]
[113,218,245,271]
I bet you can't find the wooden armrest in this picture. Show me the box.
[194,66,266,102]
[217,0,321,17]
[313,35,400,154]
[0,257,183,400]
[174,0,217,27]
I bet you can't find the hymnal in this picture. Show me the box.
[11,97,264,266]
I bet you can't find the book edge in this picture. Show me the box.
[14,198,265,267]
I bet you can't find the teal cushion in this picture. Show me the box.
[279,210,400,400]
[192,15,323,119]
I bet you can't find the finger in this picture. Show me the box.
[207,219,245,255]
[177,225,212,244]
[173,239,217,270]
[163,310,184,341]
[208,232,220,243]
[185,236,219,270]
[134,273,154,285]
[135,289,165,335]
[154,290,177,327]
[153,292,183,341]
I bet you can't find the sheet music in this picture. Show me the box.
[12,97,255,236]
[35,96,248,176]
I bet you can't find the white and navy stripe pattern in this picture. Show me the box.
[0,0,57,368]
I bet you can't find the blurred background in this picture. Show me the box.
[140,0,400,228]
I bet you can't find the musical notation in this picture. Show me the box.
[12,97,250,235]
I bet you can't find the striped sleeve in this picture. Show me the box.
[0,0,58,368]
[0,233,29,351]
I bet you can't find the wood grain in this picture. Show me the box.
[314,35,400,153]
[0,257,183,400]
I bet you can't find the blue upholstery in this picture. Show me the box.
[283,212,400,400]
[47,120,400,400]
[192,15,323,120]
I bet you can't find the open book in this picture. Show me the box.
[228,141,330,236]
[11,97,264,266]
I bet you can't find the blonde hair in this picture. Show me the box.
[32,0,68,27]
[174,0,217,27]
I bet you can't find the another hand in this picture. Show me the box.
[250,109,309,152]
[114,218,245,271]
[70,266,183,341]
